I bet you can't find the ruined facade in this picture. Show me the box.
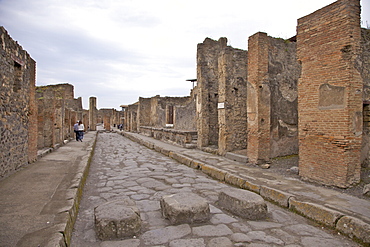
[246,33,300,164]
[36,83,87,150]
[196,38,249,155]
[124,0,368,188]
[0,27,37,177]
[196,34,299,160]
[0,27,98,178]
[98,108,122,130]
[125,93,197,148]
[2,0,368,189]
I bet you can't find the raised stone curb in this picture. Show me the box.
[224,173,247,188]
[217,187,267,220]
[242,180,261,194]
[160,193,210,224]
[169,152,193,167]
[336,216,370,245]
[260,186,294,208]
[63,132,97,245]
[289,198,343,227]
[190,159,205,169]
[201,164,226,181]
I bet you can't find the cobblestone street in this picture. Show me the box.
[71,132,359,247]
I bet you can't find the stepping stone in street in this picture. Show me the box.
[94,198,141,240]
[217,187,267,220]
[160,192,210,224]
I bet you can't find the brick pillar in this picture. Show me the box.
[297,0,362,187]
[247,32,270,164]
[89,97,97,131]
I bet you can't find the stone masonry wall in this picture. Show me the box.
[268,37,300,158]
[297,0,363,187]
[138,97,152,127]
[0,26,37,177]
[218,46,248,155]
[125,103,138,132]
[360,29,370,168]
[196,38,227,148]
[36,84,81,149]
[137,95,196,130]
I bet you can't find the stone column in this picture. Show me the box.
[89,97,97,131]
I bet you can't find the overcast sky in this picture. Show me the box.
[1,0,369,110]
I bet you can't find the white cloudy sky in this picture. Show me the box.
[1,0,369,109]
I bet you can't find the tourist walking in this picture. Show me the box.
[77,120,85,142]
[73,121,79,141]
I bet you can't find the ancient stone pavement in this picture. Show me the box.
[71,132,359,247]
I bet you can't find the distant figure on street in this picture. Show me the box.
[77,120,85,142]
[73,121,79,141]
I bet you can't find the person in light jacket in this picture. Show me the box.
[77,120,85,142]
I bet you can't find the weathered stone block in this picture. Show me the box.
[217,187,267,220]
[160,193,210,224]
[201,165,226,181]
[94,199,141,240]
[289,198,343,227]
[260,186,294,208]
[336,216,370,245]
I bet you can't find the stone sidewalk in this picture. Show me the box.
[117,130,370,246]
[0,131,97,247]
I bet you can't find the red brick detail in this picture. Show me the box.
[297,0,362,187]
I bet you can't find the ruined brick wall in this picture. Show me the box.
[0,27,37,177]
[66,97,83,134]
[297,0,363,187]
[135,95,196,130]
[269,38,300,158]
[36,84,79,148]
[246,33,300,163]
[153,96,195,130]
[218,47,248,155]
[173,95,196,131]
[196,38,227,147]
[126,103,139,132]
[36,90,55,148]
[138,97,152,127]
[99,108,116,130]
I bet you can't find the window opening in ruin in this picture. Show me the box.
[13,61,22,92]
[166,105,174,127]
